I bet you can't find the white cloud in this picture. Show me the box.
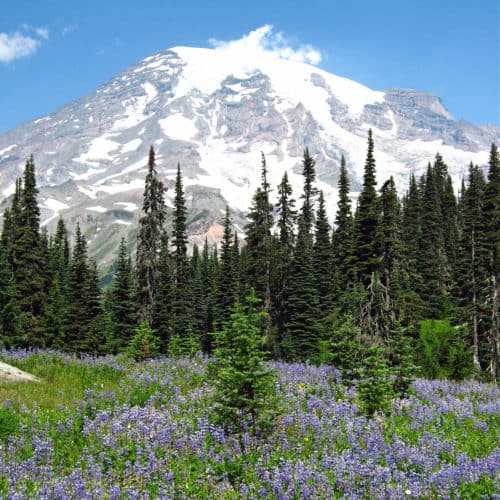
[35,27,49,40]
[209,25,322,66]
[0,25,49,63]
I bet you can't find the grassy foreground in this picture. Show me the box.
[0,350,498,499]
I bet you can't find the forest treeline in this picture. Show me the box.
[0,131,498,380]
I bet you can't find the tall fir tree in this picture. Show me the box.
[378,177,405,324]
[108,238,137,352]
[354,130,380,285]
[313,191,333,314]
[332,156,355,298]
[216,207,238,327]
[244,154,273,326]
[418,164,448,316]
[483,143,499,377]
[15,156,47,347]
[136,146,167,325]
[64,224,103,352]
[171,163,193,338]
[457,164,488,370]
[283,214,323,360]
[152,231,174,351]
[300,148,318,237]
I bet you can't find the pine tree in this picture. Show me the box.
[0,243,19,347]
[418,164,448,316]
[300,148,318,236]
[283,214,323,360]
[64,224,104,352]
[108,238,137,353]
[201,238,216,350]
[272,172,297,349]
[190,243,207,343]
[216,207,238,327]
[244,154,273,323]
[152,232,173,351]
[354,130,380,285]
[332,156,355,296]
[171,163,193,337]
[15,156,47,347]
[276,171,297,249]
[457,164,488,370]
[483,143,500,377]
[136,146,167,325]
[378,177,405,325]
[313,191,333,313]
[210,289,278,436]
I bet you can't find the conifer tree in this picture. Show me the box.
[0,243,19,347]
[418,164,448,316]
[313,191,333,313]
[458,164,488,370]
[300,148,318,237]
[244,154,273,322]
[283,214,323,360]
[64,224,103,352]
[152,231,173,351]
[272,172,297,346]
[354,130,380,285]
[378,177,405,324]
[276,171,297,249]
[332,156,355,295]
[15,156,47,346]
[171,163,193,337]
[108,238,137,352]
[136,146,167,325]
[190,243,207,342]
[216,207,238,327]
[483,143,499,377]
[201,238,216,350]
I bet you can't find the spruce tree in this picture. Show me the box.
[108,238,137,353]
[418,164,448,316]
[332,156,355,296]
[15,156,47,347]
[378,177,405,325]
[0,243,19,347]
[458,164,488,370]
[64,224,103,352]
[216,207,238,327]
[300,148,318,236]
[313,191,333,313]
[483,143,499,377]
[136,146,167,325]
[283,214,323,360]
[244,154,273,322]
[152,231,173,351]
[354,130,380,285]
[171,163,193,338]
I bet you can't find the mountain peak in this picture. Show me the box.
[0,46,498,268]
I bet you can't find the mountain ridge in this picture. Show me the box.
[0,45,498,268]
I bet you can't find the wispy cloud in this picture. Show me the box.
[0,25,49,63]
[209,25,322,66]
[62,24,78,37]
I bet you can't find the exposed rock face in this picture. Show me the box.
[0,361,40,382]
[0,46,498,269]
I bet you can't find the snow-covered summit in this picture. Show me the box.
[0,43,498,268]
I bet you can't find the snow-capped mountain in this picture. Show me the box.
[0,45,498,268]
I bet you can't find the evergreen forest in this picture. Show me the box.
[1,132,499,382]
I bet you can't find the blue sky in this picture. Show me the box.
[0,0,498,132]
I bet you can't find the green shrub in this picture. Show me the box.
[127,322,159,361]
[416,319,473,380]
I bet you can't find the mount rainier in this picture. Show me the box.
[0,44,498,269]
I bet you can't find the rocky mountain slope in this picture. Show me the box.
[0,45,498,269]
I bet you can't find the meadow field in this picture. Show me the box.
[0,350,498,499]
